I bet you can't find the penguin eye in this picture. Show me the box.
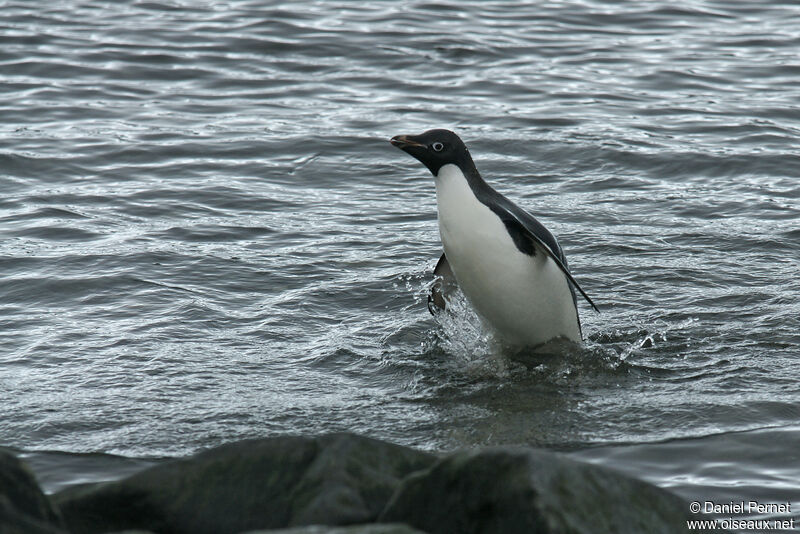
[431,142,444,152]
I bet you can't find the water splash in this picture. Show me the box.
[587,316,700,362]
[424,287,705,384]
[420,286,527,378]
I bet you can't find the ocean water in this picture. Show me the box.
[2,0,800,526]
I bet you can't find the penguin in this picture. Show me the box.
[390,129,598,346]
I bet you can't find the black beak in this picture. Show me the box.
[390,134,425,149]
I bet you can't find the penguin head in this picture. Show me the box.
[390,129,473,176]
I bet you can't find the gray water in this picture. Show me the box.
[2,0,800,525]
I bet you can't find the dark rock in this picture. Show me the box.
[0,448,67,534]
[53,433,435,534]
[379,447,703,534]
[243,523,426,534]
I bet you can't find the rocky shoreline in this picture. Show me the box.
[2,433,711,534]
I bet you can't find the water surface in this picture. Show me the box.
[2,0,799,526]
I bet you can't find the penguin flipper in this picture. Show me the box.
[428,253,458,314]
[501,215,600,313]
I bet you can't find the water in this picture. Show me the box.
[2,0,800,526]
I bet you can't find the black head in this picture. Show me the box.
[390,129,475,176]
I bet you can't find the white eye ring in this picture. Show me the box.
[432,142,444,152]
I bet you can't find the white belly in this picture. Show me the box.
[435,164,581,346]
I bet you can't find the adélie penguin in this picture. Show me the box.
[390,129,598,347]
